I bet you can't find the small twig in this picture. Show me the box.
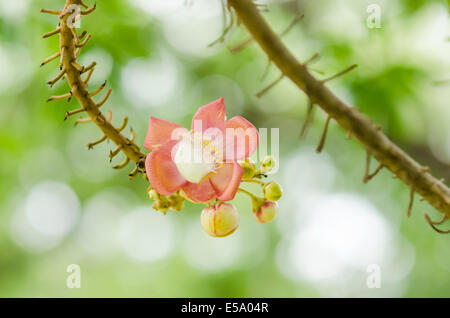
[40,8,61,15]
[87,135,107,150]
[81,2,97,15]
[299,100,315,139]
[304,52,320,65]
[65,108,85,120]
[316,115,332,153]
[41,52,61,67]
[47,69,66,87]
[363,151,384,183]
[113,157,130,170]
[88,80,107,97]
[425,214,450,234]
[406,186,415,218]
[42,27,61,38]
[255,74,284,98]
[96,88,112,107]
[322,64,358,83]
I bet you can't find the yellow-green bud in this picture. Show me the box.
[263,182,282,201]
[152,200,170,215]
[168,193,185,212]
[260,155,276,174]
[148,189,159,201]
[240,159,257,179]
[254,201,278,224]
[200,203,240,238]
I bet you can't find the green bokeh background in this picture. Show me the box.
[0,0,449,297]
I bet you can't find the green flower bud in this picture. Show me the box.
[200,203,240,238]
[260,155,276,174]
[152,199,170,215]
[148,189,159,201]
[254,201,278,224]
[263,181,282,201]
[240,159,257,179]
[168,193,185,212]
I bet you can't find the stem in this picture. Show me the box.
[57,1,145,164]
[242,179,264,185]
[228,0,450,218]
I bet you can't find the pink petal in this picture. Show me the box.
[181,179,216,203]
[224,116,259,161]
[145,140,187,195]
[210,162,243,201]
[143,116,187,151]
[191,98,226,135]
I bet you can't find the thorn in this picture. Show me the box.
[46,91,72,102]
[425,213,450,234]
[74,117,92,126]
[362,151,384,183]
[117,117,129,132]
[47,69,66,87]
[83,67,95,84]
[316,115,332,153]
[81,62,96,74]
[71,61,84,72]
[75,34,92,48]
[406,186,415,218]
[87,135,107,150]
[129,128,136,142]
[255,74,284,98]
[374,125,383,131]
[88,80,107,97]
[229,37,253,54]
[129,166,139,180]
[65,108,85,120]
[78,30,87,41]
[109,146,122,162]
[322,64,358,83]
[299,100,315,139]
[208,9,235,47]
[81,2,97,15]
[40,8,62,15]
[304,52,320,65]
[96,88,112,107]
[113,157,130,170]
[40,52,61,67]
[42,27,61,38]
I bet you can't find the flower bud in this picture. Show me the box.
[263,181,282,201]
[168,193,185,212]
[152,199,170,215]
[239,159,256,179]
[148,189,159,201]
[260,155,276,174]
[200,203,240,237]
[254,201,278,224]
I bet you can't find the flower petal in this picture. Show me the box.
[181,179,216,203]
[191,97,226,135]
[145,140,187,195]
[143,116,187,151]
[210,162,243,201]
[224,116,259,161]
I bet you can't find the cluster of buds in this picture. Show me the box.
[148,187,185,215]
[200,155,282,237]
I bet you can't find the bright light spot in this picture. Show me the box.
[10,181,80,252]
[0,43,32,94]
[118,207,174,263]
[121,52,182,108]
[76,190,130,260]
[130,0,223,57]
[0,0,30,21]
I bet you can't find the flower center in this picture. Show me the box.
[173,131,222,183]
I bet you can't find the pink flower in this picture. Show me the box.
[143,98,259,203]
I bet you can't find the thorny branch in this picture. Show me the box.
[41,0,145,177]
[227,0,450,227]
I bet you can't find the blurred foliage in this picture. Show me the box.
[0,0,449,297]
